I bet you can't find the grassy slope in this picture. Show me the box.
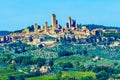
[26,71,96,80]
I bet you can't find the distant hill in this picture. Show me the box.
[78,24,120,31]
[0,31,11,36]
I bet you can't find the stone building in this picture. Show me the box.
[23,28,30,34]
[71,19,76,27]
[40,66,51,74]
[44,22,48,33]
[34,23,38,33]
[68,16,71,28]
[0,36,12,43]
[51,14,57,33]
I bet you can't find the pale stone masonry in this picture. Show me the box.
[44,22,48,33]
[68,16,71,29]
[34,23,38,33]
[51,14,57,33]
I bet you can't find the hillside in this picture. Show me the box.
[78,24,120,30]
[1,23,120,80]
[0,31,10,36]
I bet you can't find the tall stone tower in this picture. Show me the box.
[44,22,48,33]
[51,14,56,33]
[34,23,38,33]
[71,19,76,27]
[56,20,58,29]
[75,24,78,29]
[68,16,71,28]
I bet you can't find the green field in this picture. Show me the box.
[26,71,96,80]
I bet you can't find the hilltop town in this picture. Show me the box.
[1,14,120,48]
[1,14,120,80]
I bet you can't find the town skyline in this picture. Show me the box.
[1,1,120,79]
[0,0,120,31]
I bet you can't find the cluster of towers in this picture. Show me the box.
[67,16,78,29]
[51,14,78,33]
[33,14,59,34]
[24,13,78,34]
[30,22,48,34]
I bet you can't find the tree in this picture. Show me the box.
[96,70,109,80]
[60,62,73,69]
[58,49,74,57]
[32,58,46,67]
[81,76,94,80]
[114,65,120,73]
[73,61,80,68]
[29,36,33,42]
[72,36,76,42]
[16,75,25,80]
[14,56,32,65]
[80,50,87,55]
[3,36,6,42]
[7,64,16,71]
[56,71,62,80]
[38,44,44,48]
[7,76,16,80]
[48,60,54,67]
[79,65,86,72]
[14,56,24,64]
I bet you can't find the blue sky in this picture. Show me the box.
[0,0,120,31]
